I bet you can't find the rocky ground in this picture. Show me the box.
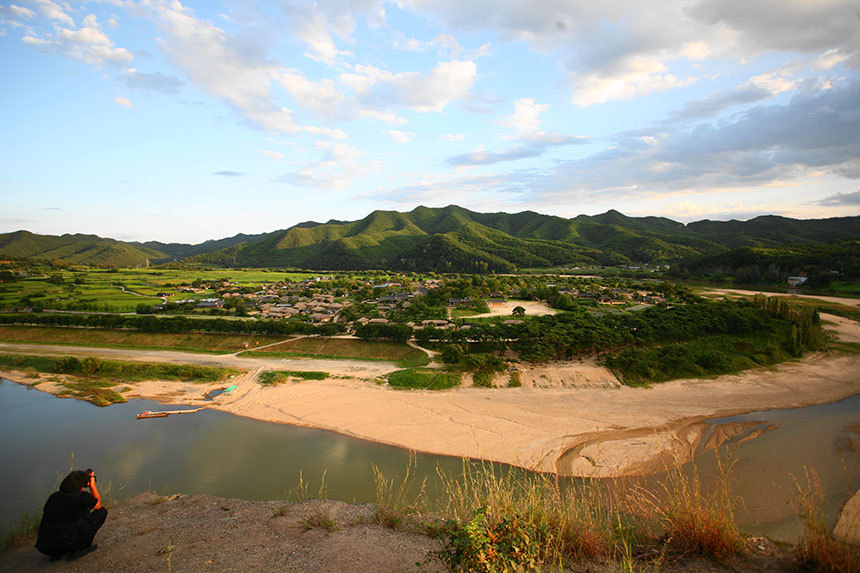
[1,492,806,572]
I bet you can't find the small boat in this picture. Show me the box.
[136,407,204,420]
[137,410,169,419]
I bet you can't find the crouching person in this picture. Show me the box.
[35,469,107,560]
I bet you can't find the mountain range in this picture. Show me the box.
[1,205,858,272]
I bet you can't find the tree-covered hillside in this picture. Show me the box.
[2,206,858,272]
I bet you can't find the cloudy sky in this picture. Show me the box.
[1,0,859,243]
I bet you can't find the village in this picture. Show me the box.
[139,273,671,334]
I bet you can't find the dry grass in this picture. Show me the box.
[793,467,860,572]
[372,453,427,529]
[629,454,743,560]
[411,453,751,570]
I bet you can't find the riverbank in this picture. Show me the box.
[1,311,858,479]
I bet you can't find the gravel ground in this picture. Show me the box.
[0,493,445,572]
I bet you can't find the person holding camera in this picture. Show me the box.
[35,468,107,560]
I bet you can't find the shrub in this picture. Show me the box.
[472,371,493,388]
[507,371,521,387]
[387,369,460,390]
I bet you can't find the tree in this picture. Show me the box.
[512,306,525,316]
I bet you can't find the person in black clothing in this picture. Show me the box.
[35,469,107,560]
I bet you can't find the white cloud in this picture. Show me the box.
[279,0,384,63]
[150,0,300,134]
[259,149,284,160]
[499,98,549,133]
[440,133,465,141]
[384,130,416,143]
[343,60,477,113]
[304,125,348,139]
[571,55,695,106]
[402,0,860,105]
[278,70,347,121]
[29,0,73,26]
[19,12,132,67]
[114,96,132,107]
[8,5,36,19]
[280,141,382,189]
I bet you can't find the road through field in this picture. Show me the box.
[0,342,398,378]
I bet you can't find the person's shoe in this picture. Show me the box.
[67,544,97,560]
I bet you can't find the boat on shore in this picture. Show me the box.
[137,408,204,420]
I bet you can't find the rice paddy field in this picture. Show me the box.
[0,268,325,312]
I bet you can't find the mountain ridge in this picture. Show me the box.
[1,206,858,271]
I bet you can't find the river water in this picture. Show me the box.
[1,378,858,541]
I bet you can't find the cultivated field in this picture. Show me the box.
[243,336,428,366]
[0,325,285,354]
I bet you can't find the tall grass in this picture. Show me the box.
[793,467,860,572]
[400,453,746,571]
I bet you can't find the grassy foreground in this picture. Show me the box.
[368,456,860,572]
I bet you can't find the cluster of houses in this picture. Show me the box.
[147,275,672,329]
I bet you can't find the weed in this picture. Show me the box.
[793,467,860,572]
[1,510,39,552]
[637,454,742,560]
[300,506,340,532]
[372,453,426,529]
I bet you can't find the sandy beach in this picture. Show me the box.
[3,304,859,478]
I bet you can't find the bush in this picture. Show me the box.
[507,371,521,387]
[472,371,493,388]
[388,369,460,390]
[259,370,328,385]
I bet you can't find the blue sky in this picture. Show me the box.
[1,0,859,243]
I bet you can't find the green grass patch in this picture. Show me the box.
[244,337,429,367]
[259,370,329,385]
[0,325,285,354]
[387,368,461,390]
[472,371,494,388]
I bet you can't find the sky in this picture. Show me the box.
[1,0,859,244]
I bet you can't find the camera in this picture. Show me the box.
[85,468,97,483]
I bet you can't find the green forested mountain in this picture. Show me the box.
[131,231,275,260]
[187,205,859,272]
[2,206,858,271]
[0,230,168,267]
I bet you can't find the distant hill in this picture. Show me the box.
[1,206,858,271]
[131,232,275,260]
[0,230,168,267]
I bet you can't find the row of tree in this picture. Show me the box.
[0,313,345,337]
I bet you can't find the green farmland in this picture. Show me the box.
[0,268,326,312]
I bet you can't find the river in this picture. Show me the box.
[1,378,857,542]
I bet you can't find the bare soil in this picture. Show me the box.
[0,493,797,572]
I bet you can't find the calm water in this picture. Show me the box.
[694,393,860,541]
[1,378,858,541]
[0,379,469,530]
